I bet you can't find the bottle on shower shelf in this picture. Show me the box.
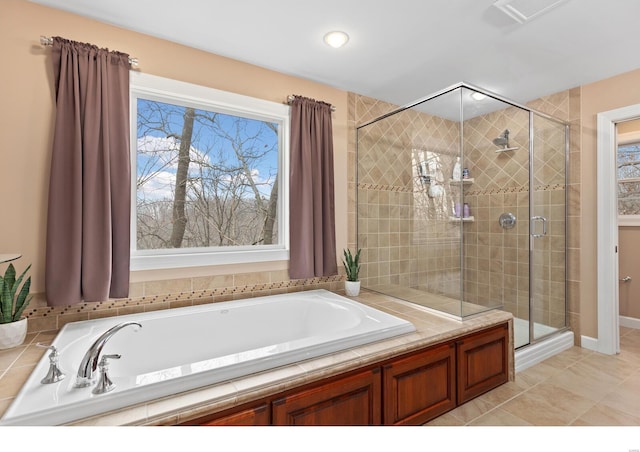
[454,203,461,218]
[463,203,470,218]
[452,157,462,180]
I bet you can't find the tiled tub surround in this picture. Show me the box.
[23,273,344,334]
[0,290,513,426]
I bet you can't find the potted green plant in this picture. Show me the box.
[342,248,361,296]
[0,263,32,349]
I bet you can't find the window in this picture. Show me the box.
[130,73,289,270]
[617,130,640,226]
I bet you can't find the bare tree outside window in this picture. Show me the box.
[617,142,640,215]
[135,98,280,251]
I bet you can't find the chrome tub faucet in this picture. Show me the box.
[74,321,142,388]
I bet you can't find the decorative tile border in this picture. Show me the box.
[358,183,565,197]
[466,184,565,196]
[465,186,529,196]
[534,184,565,192]
[24,275,345,333]
[357,183,412,193]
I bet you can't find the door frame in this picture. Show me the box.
[596,103,640,354]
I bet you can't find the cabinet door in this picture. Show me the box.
[182,401,270,426]
[457,323,509,404]
[199,403,270,426]
[383,343,456,425]
[272,369,381,425]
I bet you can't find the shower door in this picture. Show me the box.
[528,113,568,345]
[460,90,532,339]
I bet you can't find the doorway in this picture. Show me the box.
[596,103,640,355]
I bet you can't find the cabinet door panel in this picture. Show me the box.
[383,343,456,425]
[272,369,381,425]
[457,323,509,404]
[199,403,270,426]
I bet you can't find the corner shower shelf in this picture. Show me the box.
[495,147,519,153]
[449,178,474,185]
[449,216,475,222]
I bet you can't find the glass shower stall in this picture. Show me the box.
[356,83,569,349]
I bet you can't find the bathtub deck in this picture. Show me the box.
[0,289,513,426]
[366,284,502,318]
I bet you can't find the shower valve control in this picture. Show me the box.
[499,212,517,229]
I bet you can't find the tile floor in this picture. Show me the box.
[426,326,640,426]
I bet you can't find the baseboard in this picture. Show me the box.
[619,315,640,330]
[515,331,574,373]
[580,335,599,352]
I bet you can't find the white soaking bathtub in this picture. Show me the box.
[0,289,415,425]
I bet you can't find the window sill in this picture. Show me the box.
[131,249,289,271]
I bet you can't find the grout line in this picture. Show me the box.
[566,399,599,426]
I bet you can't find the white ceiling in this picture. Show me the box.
[30,0,640,107]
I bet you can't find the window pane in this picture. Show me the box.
[617,142,640,215]
[136,98,279,250]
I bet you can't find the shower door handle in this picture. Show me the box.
[531,216,548,238]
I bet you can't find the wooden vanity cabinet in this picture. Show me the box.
[456,323,509,404]
[382,342,456,425]
[185,322,510,426]
[272,368,381,425]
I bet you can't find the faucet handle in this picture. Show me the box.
[100,354,121,366]
[37,343,65,384]
[36,342,55,351]
[92,354,121,395]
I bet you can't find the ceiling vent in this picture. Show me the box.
[493,0,567,24]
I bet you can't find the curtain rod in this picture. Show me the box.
[286,95,336,112]
[40,36,139,67]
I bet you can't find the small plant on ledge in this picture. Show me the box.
[342,248,361,296]
[0,263,32,349]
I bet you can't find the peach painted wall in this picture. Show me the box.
[581,68,640,336]
[0,0,348,294]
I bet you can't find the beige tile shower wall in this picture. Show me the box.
[462,96,569,328]
[353,95,463,296]
[462,105,531,316]
[355,102,414,288]
[410,111,462,298]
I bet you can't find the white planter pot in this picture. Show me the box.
[0,318,28,350]
[345,281,361,297]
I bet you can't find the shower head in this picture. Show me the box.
[492,129,510,148]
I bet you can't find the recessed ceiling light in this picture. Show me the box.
[471,92,487,101]
[323,31,349,49]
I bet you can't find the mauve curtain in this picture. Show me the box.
[289,96,338,279]
[45,37,131,306]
